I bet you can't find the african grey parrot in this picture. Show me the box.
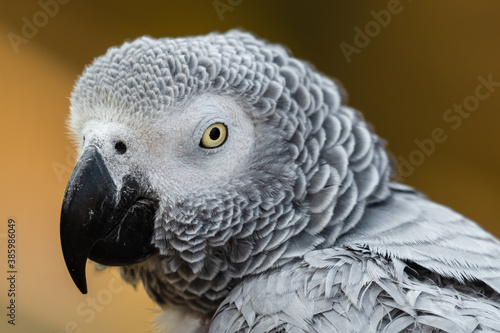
[60,30,500,332]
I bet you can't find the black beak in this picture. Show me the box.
[60,146,158,294]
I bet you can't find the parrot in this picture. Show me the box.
[60,30,500,333]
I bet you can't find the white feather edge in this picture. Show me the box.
[154,308,208,333]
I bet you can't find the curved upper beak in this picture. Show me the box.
[60,145,158,294]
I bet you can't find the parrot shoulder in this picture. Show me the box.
[210,245,500,332]
[336,183,500,294]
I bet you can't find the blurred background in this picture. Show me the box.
[1,1,500,332]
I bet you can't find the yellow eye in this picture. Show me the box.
[200,123,227,148]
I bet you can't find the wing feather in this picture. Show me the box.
[210,184,500,332]
[336,183,500,293]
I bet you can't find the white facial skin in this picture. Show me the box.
[79,94,256,200]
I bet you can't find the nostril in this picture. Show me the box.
[115,141,127,155]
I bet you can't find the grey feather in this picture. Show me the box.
[68,30,500,332]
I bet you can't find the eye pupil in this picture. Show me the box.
[200,123,227,149]
[115,141,127,155]
[209,127,220,140]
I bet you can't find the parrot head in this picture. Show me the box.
[61,30,392,315]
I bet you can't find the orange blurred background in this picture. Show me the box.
[1,1,500,332]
